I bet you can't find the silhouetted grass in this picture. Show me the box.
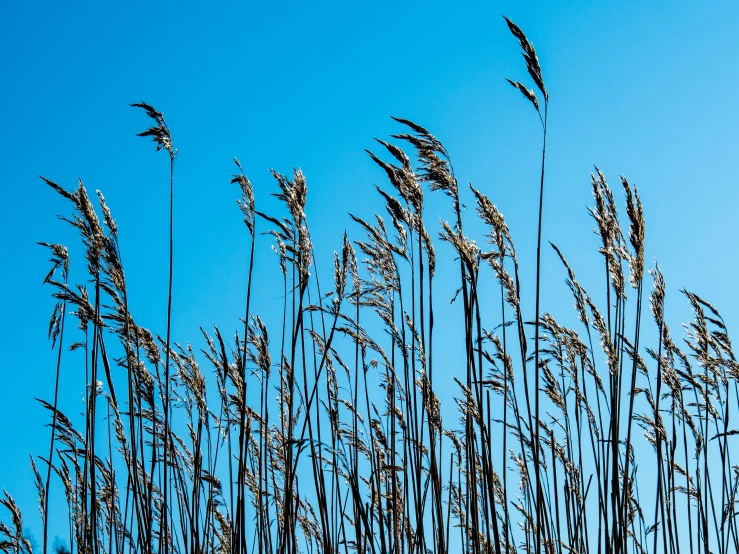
[2,17,737,554]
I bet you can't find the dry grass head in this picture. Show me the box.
[131,102,174,158]
[621,176,645,288]
[503,16,547,102]
[232,158,255,235]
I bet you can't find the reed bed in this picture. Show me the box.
[3,18,737,554]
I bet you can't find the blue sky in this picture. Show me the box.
[1,0,738,543]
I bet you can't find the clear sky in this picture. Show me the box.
[1,0,738,544]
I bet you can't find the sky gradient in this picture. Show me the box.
[1,0,738,543]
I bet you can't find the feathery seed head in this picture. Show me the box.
[131,101,175,158]
[503,16,547,102]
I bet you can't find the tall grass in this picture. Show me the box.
[3,17,738,554]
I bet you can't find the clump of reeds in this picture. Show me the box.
[3,17,737,554]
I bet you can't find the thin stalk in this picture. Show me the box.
[161,155,175,554]
[533,99,549,554]
[42,294,66,554]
